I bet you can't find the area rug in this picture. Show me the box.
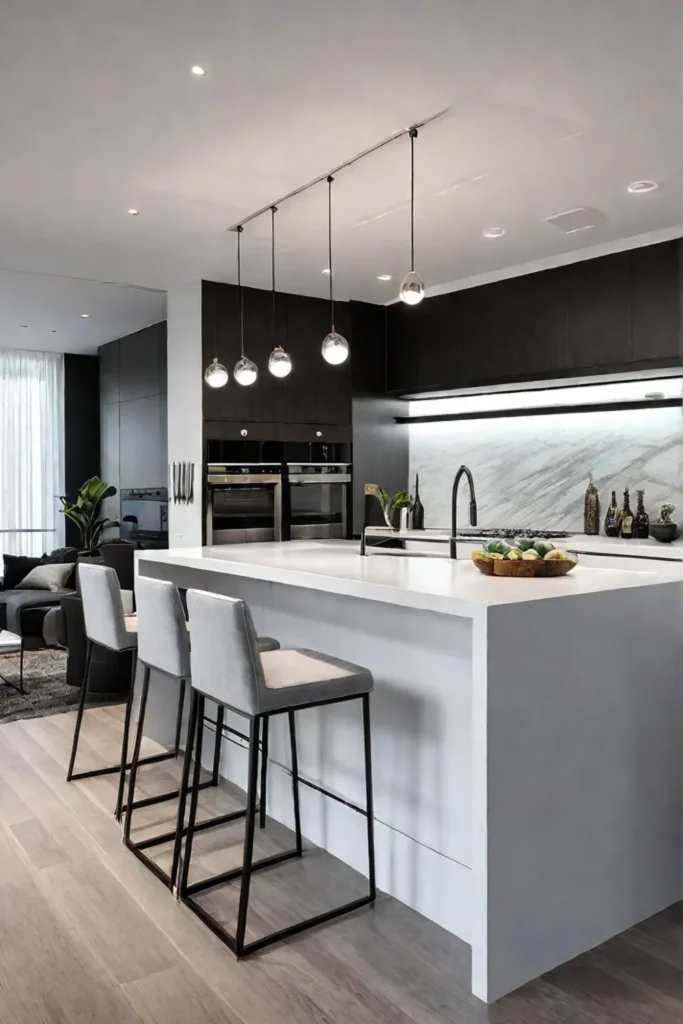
[0,649,79,725]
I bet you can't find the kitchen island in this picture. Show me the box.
[137,541,682,1002]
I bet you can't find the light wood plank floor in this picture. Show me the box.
[0,706,681,1024]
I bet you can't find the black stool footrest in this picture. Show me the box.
[135,806,247,852]
[183,892,375,958]
[185,847,302,896]
[69,749,175,782]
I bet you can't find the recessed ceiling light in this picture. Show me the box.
[483,226,506,238]
[80,313,90,318]
[322,268,331,275]
[191,65,207,77]
[51,329,57,333]
[18,324,27,329]
[628,180,658,194]
[128,208,139,216]
[377,274,392,281]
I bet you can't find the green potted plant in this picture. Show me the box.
[375,487,413,530]
[59,476,119,554]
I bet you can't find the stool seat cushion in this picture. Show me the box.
[258,648,372,713]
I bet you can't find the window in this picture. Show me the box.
[0,349,64,556]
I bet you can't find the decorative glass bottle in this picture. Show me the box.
[633,489,649,539]
[583,475,600,535]
[412,474,425,530]
[619,488,634,539]
[604,490,620,537]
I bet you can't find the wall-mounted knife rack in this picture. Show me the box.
[172,462,195,504]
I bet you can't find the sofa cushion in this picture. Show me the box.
[16,562,75,592]
[0,588,73,634]
[2,555,41,591]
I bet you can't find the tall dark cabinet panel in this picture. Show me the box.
[202,280,351,438]
[387,241,681,394]
[99,322,167,526]
[64,355,100,548]
[350,301,407,535]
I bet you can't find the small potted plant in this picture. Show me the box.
[375,487,413,530]
[59,476,119,554]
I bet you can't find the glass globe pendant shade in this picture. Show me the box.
[268,346,293,378]
[321,331,349,365]
[204,357,229,388]
[399,270,425,306]
[233,356,258,386]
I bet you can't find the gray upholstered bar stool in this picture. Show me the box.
[178,588,376,957]
[123,575,281,891]
[66,564,177,822]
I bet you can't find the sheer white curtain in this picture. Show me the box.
[0,349,65,556]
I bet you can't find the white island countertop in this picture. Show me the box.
[139,540,675,621]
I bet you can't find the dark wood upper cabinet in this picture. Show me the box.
[631,241,681,363]
[203,281,351,431]
[566,250,631,370]
[118,322,166,402]
[387,242,681,394]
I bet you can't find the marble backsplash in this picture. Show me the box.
[408,405,683,533]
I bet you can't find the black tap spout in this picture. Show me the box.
[449,465,477,560]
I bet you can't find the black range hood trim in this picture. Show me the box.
[397,397,682,425]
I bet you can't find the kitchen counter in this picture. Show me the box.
[138,542,682,1003]
[565,533,683,559]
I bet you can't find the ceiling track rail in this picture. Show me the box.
[227,106,452,232]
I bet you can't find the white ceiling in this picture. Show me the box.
[0,0,681,354]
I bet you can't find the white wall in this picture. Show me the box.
[166,281,203,547]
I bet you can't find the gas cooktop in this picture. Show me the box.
[458,528,570,540]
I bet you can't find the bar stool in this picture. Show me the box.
[123,575,281,891]
[178,588,376,957]
[66,564,177,821]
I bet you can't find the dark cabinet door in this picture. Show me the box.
[119,395,166,489]
[99,339,120,405]
[567,251,632,370]
[118,323,165,402]
[283,293,351,426]
[631,241,680,363]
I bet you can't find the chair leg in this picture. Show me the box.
[259,716,269,829]
[288,711,302,855]
[170,687,199,895]
[211,705,224,786]
[123,665,150,845]
[66,639,93,781]
[362,693,376,901]
[234,715,261,956]
[179,693,207,898]
[114,649,138,823]
[173,678,186,757]
[18,640,25,695]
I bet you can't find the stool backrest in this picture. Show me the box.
[186,589,264,714]
[79,562,134,651]
[136,576,190,679]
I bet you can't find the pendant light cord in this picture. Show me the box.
[409,127,417,273]
[237,224,244,358]
[327,175,334,332]
[271,206,277,345]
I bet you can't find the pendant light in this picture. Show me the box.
[321,175,349,365]
[233,225,258,386]
[204,304,229,388]
[267,205,293,378]
[399,127,425,306]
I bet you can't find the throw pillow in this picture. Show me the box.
[15,562,75,592]
[2,555,41,591]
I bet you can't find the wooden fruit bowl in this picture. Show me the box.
[472,555,578,578]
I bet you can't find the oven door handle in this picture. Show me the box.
[288,475,352,484]
[208,475,283,486]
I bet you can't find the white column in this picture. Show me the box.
[166,281,203,547]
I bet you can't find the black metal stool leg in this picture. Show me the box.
[115,649,138,822]
[235,715,261,956]
[170,687,199,895]
[362,693,376,901]
[66,639,93,781]
[212,705,224,785]
[123,665,150,844]
[288,710,302,855]
[173,678,186,757]
[179,693,207,897]
[259,715,269,829]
